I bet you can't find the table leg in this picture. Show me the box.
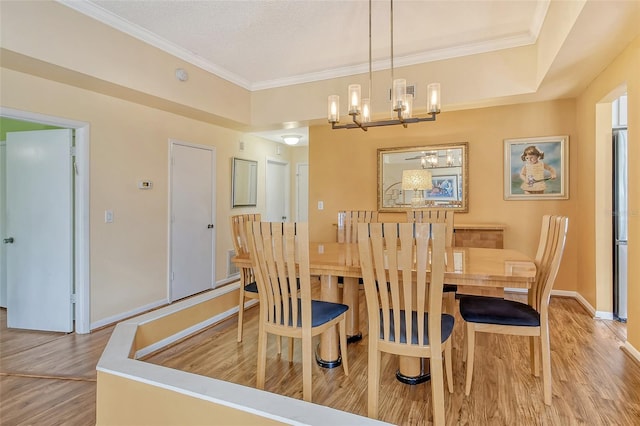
[397,356,431,385]
[316,274,342,368]
[341,276,362,343]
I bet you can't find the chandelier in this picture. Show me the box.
[328,0,441,131]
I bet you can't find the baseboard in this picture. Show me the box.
[132,295,259,359]
[505,288,615,320]
[90,278,242,331]
[91,298,168,330]
[622,341,640,364]
[134,305,239,359]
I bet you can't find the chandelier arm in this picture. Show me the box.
[332,120,369,131]
[332,113,438,130]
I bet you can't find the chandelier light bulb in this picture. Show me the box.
[402,94,413,119]
[393,78,407,111]
[328,95,340,123]
[362,98,371,123]
[427,83,441,113]
[348,84,361,115]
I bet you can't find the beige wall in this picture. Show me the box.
[0,0,250,127]
[0,67,299,324]
[576,35,639,349]
[309,99,578,292]
[1,0,637,354]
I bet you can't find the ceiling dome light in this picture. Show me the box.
[282,135,302,145]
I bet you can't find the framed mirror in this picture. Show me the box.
[232,157,258,208]
[378,142,468,212]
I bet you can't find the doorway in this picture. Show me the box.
[296,163,309,222]
[612,95,628,322]
[0,108,90,334]
[266,158,290,222]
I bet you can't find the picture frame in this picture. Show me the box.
[231,157,258,207]
[504,135,569,200]
[426,175,459,201]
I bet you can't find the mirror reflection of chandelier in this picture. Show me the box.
[418,149,462,168]
[327,0,441,131]
[446,150,454,166]
[421,152,439,168]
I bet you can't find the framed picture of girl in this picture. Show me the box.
[504,135,569,200]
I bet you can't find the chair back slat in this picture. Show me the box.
[230,213,261,256]
[337,210,379,243]
[533,215,552,265]
[230,214,261,286]
[534,216,568,312]
[248,221,311,330]
[358,222,446,349]
[406,209,454,248]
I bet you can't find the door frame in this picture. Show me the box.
[0,107,90,334]
[593,85,626,319]
[296,162,309,222]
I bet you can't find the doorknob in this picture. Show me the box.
[3,237,14,244]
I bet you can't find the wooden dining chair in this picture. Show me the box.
[460,215,568,405]
[337,210,379,243]
[337,210,379,339]
[246,221,349,403]
[230,213,261,342]
[407,209,457,314]
[357,222,454,425]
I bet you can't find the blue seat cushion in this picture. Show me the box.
[279,299,349,327]
[244,281,258,293]
[309,300,349,327]
[459,295,540,327]
[379,310,455,345]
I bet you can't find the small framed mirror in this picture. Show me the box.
[232,157,258,208]
[378,142,468,212]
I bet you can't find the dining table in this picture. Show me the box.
[233,241,536,381]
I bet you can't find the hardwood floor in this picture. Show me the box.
[0,310,112,425]
[1,294,638,425]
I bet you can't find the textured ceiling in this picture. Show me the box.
[73,0,547,90]
[58,0,639,144]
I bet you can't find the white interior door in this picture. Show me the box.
[0,142,6,308]
[266,158,289,222]
[6,129,73,332]
[296,163,309,222]
[169,141,216,302]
